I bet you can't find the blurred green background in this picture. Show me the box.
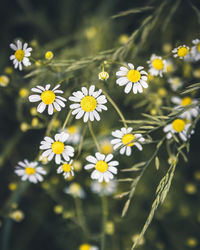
[0,0,200,250]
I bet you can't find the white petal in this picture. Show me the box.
[48,104,54,115]
[37,102,46,113]
[124,82,132,93]
[29,95,41,102]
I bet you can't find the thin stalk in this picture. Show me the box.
[101,195,108,250]
[62,110,72,130]
[102,89,127,128]
[88,121,101,151]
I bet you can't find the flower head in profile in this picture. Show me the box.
[40,132,74,164]
[163,119,193,141]
[99,71,109,80]
[168,77,183,91]
[29,84,66,115]
[191,39,200,61]
[57,160,74,179]
[79,243,99,250]
[69,85,107,122]
[10,40,32,70]
[15,159,46,183]
[91,180,117,196]
[111,127,145,156]
[64,182,85,198]
[172,45,189,59]
[171,96,199,121]
[84,153,118,183]
[116,63,148,94]
[147,54,167,77]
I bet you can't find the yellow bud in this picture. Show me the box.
[41,181,50,190]
[19,88,29,98]
[31,117,39,127]
[8,182,18,191]
[73,161,82,172]
[150,109,157,115]
[45,51,54,60]
[194,170,200,180]
[106,221,115,235]
[119,34,129,44]
[84,27,97,40]
[0,75,9,87]
[20,122,29,132]
[162,43,172,53]
[10,210,24,222]
[53,205,63,214]
[4,66,13,75]
[185,183,197,194]
[186,237,198,247]
[158,88,167,97]
[35,60,41,67]
[30,107,37,116]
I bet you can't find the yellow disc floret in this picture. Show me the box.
[81,96,97,112]
[181,97,192,106]
[15,49,25,61]
[45,51,54,60]
[68,125,78,134]
[172,119,185,132]
[79,244,91,250]
[127,70,141,83]
[25,167,36,175]
[41,90,55,105]
[152,58,164,70]
[122,133,135,147]
[177,47,188,57]
[51,141,65,154]
[62,163,71,172]
[197,44,200,53]
[95,160,108,173]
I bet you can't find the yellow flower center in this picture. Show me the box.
[172,119,185,132]
[25,167,36,175]
[68,125,78,134]
[100,143,113,154]
[80,96,97,112]
[62,163,71,172]
[70,183,81,193]
[122,133,135,147]
[177,47,188,57]
[79,244,91,250]
[197,44,200,53]
[15,49,24,61]
[95,160,108,173]
[41,90,55,105]
[51,141,65,154]
[152,58,164,70]
[127,70,141,83]
[181,97,192,106]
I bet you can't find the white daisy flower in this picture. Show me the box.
[63,125,81,145]
[91,180,117,196]
[99,71,109,80]
[64,182,85,198]
[10,40,32,71]
[116,63,148,94]
[163,119,193,141]
[191,39,200,61]
[69,85,107,122]
[40,132,74,164]
[57,160,74,179]
[111,127,145,156]
[29,84,66,115]
[79,244,99,250]
[15,159,46,183]
[172,45,189,59]
[147,54,167,77]
[168,77,183,91]
[171,96,199,121]
[84,153,118,183]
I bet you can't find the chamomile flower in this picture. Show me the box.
[91,179,117,196]
[69,85,107,122]
[99,139,113,154]
[9,40,32,70]
[79,244,99,250]
[111,127,145,156]
[98,71,109,80]
[172,45,189,59]
[84,153,118,183]
[116,63,148,94]
[57,160,74,179]
[147,54,167,77]
[64,125,81,145]
[171,96,199,120]
[40,132,74,164]
[29,84,66,115]
[0,75,9,87]
[64,182,85,198]
[163,119,193,141]
[191,39,200,61]
[15,159,46,183]
[168,77,183,91]
[10,210,24,222]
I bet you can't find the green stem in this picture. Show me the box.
[102,89,127,128]
[62,110,72,130]
[88,121,101,152]
[101,195,108,250]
